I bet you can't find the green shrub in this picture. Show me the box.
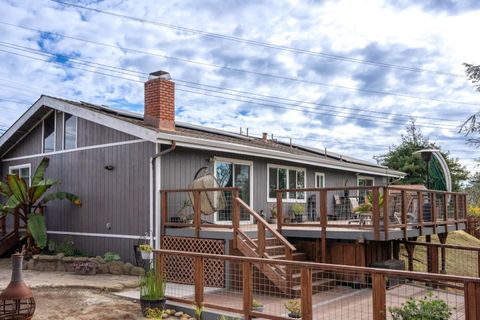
[56,237,83,257]
[290,203,304,216]
[389,292,452,320]
[104,251,121,262]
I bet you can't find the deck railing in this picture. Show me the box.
[398,240,480,278]
[276,186,468,241]
[155,249,480,320]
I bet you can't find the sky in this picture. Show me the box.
[0,0,479,172]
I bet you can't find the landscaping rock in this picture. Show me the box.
[96,263,109,274]
[38,254,57,261]
[95,256,106,264]
[161,313,169,319]
[174,311,184,317]
[26,259,34,270]
[122,262,133,274]
[129,266,145,276]
[107,261,124,275]
[56,253,65,259]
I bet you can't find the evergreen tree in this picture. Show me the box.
[379,120,468,191]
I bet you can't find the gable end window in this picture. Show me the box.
[9,164,31,186]
[268,164,306,202]
[63,113,77,150]
[42,112,56,153]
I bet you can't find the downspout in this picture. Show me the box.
[149,140,176,249]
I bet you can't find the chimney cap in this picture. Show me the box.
[148,70,171,80]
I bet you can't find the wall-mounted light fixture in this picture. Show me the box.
[104,165,114,171]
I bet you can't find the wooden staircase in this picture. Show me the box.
[0,215,20,256]
[233,197,334,295]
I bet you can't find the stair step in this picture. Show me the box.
[291,279,335,292]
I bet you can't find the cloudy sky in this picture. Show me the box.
[0,0,479,171]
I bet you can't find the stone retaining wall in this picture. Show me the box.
[25,254,145,276]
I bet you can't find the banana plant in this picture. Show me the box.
[0,157,81,250]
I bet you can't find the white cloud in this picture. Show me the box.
[0,0,478,172]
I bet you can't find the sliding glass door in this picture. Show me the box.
[215,158,252,223]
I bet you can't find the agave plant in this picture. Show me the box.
[0,157,81,250]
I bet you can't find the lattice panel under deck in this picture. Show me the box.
[161,236,225,287]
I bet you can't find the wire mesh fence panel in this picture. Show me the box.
[385,277,466,320]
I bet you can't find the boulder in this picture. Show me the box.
[122,262,133,274]
[107,261,124,275]
[97,263,109,274]
[129,266,145,276]
[174,311,184,317]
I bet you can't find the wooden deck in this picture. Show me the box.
[165,221,465,241]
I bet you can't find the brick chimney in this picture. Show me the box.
[144,70,175,131]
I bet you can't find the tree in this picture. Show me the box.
[0,157,81,251]
[460,63,480,147]
[465,172,480,207]
[378,120,469,191]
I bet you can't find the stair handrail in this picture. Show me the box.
[234,197,296,254]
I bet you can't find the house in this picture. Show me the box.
[0,71,466,277]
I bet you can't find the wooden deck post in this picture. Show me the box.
[453,194,459,230]
[155,251,163,279]
[464,282,480,320]
[372,187,380,241]
[443,194,449,233]
[301,267,313,320]
[320,190,327,263]
[194,191,201,238]
[276,191,283,233]
[431,193,437,233]
[401,190,407,239]
[243,262,252,320]
[372,273,387,320]
[161,191,168,238]
[405,242,415,271]
[232,189,240,249]
[417,192,424,236]
[383,187,389,240]
[257,224,265,257]
[477,252,480,278]
[438,233,448,274]
[194,256,204,309]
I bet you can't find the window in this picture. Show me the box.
[214,158,253,223]
[315,172,325,188]
[268,164,306,202]
[63,113,77,150]
[9,164,31,186]
[357,176,374,203]
[42,112,55,153]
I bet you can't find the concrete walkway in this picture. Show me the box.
[0,259,139,292]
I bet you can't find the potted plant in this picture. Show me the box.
[252,299,265,312]
[139,244,153,260]
[291,203,304,223]
[73,261,97,275]
[178,199,193,224]
[269,205,277,224]
[343,179,349,197]
[140,270,166,316]
[284,299,301,319]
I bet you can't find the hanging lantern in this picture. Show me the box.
[0,253,36,320]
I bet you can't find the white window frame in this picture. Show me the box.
[41,110,56,153]
[315,172,326,188]
[63,112,78,150]
[267,163,307,203]
[213,157,254,224]
[9,163,32,185]
[357,175,375,186]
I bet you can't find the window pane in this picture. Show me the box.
[10,169,19,176]
[268,167,278,199]
[235,164,251,221]
[20,168,29,180]
[297,170,305,199]
[279,168,287,199]
[216,162,233,222]
[289,170,297,199]
[216,162,233,187]
[43,113,55,153]
[64,114,77,150]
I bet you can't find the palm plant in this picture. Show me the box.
[0,157,81,250]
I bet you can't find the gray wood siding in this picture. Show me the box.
[77,117,137,147]
[161,147,387,219]
[3,109,139,159]
[4,124,43,159]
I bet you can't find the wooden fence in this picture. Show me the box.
[155,249,480,320]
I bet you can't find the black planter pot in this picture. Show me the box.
[288,312,301,319]
[295,215,303,223]
[140,297,166,316]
